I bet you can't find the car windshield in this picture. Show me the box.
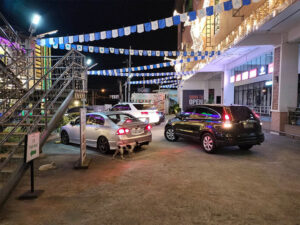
[133,104,156,110]
[107,113,140,125]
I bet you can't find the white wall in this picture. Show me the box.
[178,73,222,109]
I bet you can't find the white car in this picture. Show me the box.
[61,112,152,153]
[109,103,160,124]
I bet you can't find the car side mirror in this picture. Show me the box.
[70,121,75,126]
[176,113,182,119]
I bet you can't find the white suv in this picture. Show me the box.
[109,103,160,124]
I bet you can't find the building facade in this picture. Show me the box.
[176,0,300,134]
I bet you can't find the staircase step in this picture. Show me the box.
[2,142,24,147]
[1,123,45,127]
[0,132,27,135]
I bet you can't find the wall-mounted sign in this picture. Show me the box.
[265,80,273,86]
[249,68,257,78]
[259,65,267,75]
[242,71,249,80]
[26,132,40,163]
[230,76,235,83]
[182,90,204,111]
[268,63,274,74]
[235,74,241,82]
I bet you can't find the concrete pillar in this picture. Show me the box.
[271,42,299,132]
[223,69,234,105]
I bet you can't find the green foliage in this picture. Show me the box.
[169,104,181,114]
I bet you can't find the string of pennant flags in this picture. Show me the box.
[53,43,215,58]
[88,71,199,77]
[129,77,180,85]
[160,84,178,89]
[87,52,220,75]
[36,0,258,46]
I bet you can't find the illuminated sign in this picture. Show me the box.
[268,63,274,74]
[242,71,249,80]
[259,66,267,75]
[265,81,273,86]
[235,74,241,82]
[230,76,235,83]
[249,68,257,78]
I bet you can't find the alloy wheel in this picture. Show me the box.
[202,135,214,152]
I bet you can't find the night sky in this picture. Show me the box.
[0,0,177,94]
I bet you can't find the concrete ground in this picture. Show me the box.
[0,123,300,225]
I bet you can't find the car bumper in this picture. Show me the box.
[216,133,265,147]
[138,115,160,124]
[109,133,152,150]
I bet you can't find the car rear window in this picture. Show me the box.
[229,106,254,121]
[133,104,156,110]
[107,113,140,124]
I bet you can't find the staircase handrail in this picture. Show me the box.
[0,49,81,123]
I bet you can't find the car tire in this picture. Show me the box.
[97,136,110,154]
[61,131,69,145]
[238,144,253,150]
[164,126,178,142]
[201,133,216,153]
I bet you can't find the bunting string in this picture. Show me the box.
[36,0,254,46]
[129,77,179,85]
[160,84,178,89]
[88,71,199,77]
[50,42,216,58]
[87,52,219,75]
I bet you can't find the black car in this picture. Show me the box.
[164,105,264,153]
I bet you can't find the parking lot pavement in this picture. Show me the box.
[1,124,300,225]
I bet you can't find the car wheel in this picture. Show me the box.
[61,131,69,145]
[97,136,110,154]
[202,133,216,153]
[238,144,253,150]
[164,127,178,142]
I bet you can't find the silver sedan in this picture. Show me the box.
[60,112,152,153]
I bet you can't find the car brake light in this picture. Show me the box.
[223,109,232,128]
[141,112,148,115]
[117,128,130,135]
[145,124,152,131]
[252,110,260,119]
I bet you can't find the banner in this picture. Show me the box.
[36,0,254,46]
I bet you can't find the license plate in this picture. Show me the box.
[131,128,143,135]
[243,123,254,128]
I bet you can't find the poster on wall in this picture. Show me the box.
[131,93,166,112]
[182,90,204,111]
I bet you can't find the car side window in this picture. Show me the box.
[182,108,195,117]
[74,118,80,125]
[87,114,105,125]
[111,105,120,111]
[193,108,221,120]
[120,104,131,111]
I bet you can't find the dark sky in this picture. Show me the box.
[0,0,177,93]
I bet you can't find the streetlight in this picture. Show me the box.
[101,89,105,93]
[29,13,41,37]
[86,58,92,66]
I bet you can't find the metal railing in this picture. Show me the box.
[247,105,271,116]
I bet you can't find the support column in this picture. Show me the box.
[223,69,234,105]
[271,42,299,132]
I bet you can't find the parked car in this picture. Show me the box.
[157,111,165,124]
[109,103,160,124]
[164,105,264,153]
[61,112,152,153]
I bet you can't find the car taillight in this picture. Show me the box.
[252,110,260,119]
[156,111,159,114]
[223,109,232,128]
[117,128,130,135]
[141,112,148,115]
[145,124,152,131]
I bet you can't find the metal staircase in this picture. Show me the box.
[0,13,87,206]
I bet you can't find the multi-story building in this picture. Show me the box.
[176,0,300,135]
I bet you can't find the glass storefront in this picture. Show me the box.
[234,81,272,108]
